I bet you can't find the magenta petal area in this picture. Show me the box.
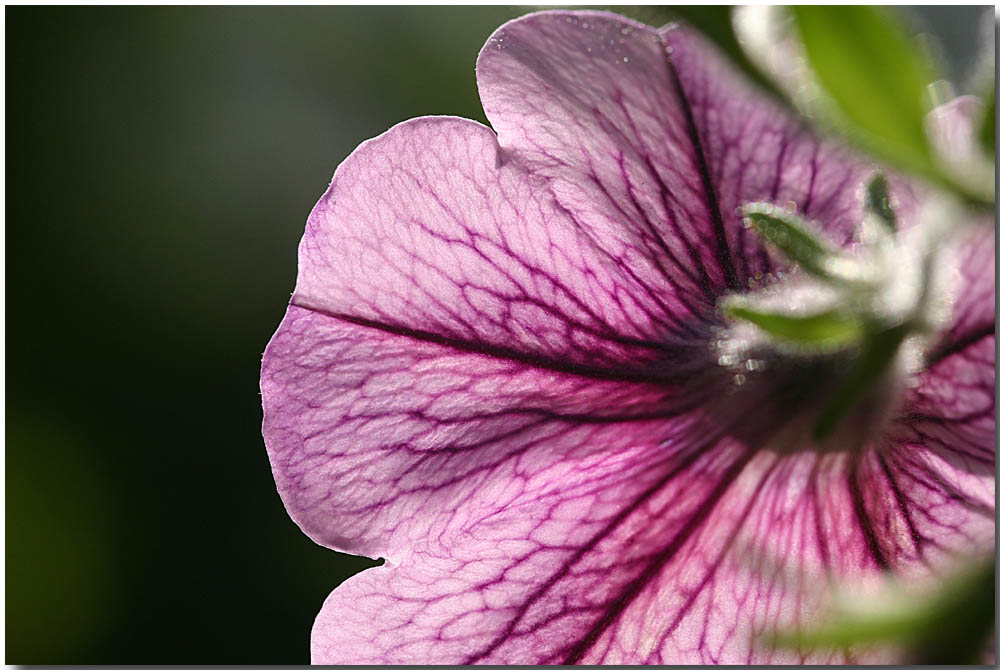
[262,115,718,560]
[477,12,919,300]
[883,225,996,565]
[311,446,938,664]
[262,9,995,666]
[289,116,708,372]
[263,305,706,561]
[900,225,995,472]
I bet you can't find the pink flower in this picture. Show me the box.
[261,10,994,664]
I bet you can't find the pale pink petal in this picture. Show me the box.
[260,9,996,665]
[476,11,921,301]
[881,225,996,568]
[291,116,701,370]
[264,305,707,561]
[262,116,715,559]
[312,446,956,664]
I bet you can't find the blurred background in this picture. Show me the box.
[6,5,990,663]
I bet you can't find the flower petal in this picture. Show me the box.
[930,222,996,365]
[476,11,918,300]
[264,10,995,665]
[880,225,996,566]
[262,116,719,558]
[264,306,709,560]
[896,224,995,467]
[310,445,953,664]
[871,437,994,570]
[292,116,706,368]
[927,95,995,198]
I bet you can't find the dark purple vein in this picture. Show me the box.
[291,300,686,386]
[660,35,740,292]
[847,454,889,571]
[928,323,995,366]
[561,446,757,663]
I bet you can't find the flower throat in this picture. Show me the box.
[712,174,956,450]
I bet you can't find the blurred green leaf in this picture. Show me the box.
[762,557,994,664]
[741,203,845,281]
[791,6,937,176]
[813,323,909,440]
[865,173,897,232]
[723,304,865,346]
[980,84,995,154]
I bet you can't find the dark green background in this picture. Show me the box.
[6,6,987,663]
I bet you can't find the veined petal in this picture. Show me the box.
[870,440,994,569]
[263,116,720,558]
[896,224,996,466]
[903,333,995,469]
[929,222,995,363]
[293,116,705,368]
[927,95,995,199]
[262,9,995,666]
[478,11,736,315]
[263,306,708,560]
[662,23,922,249]
[310,445,972,664]
[476,11,919,301]
[310,435,753,664]
[873,223,996,581]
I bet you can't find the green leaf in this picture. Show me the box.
[865,173,896,233]
[741,203,844,280]
[723,304,864,346]
[910,558,995,664]
[761,557,995,664]
[812,323,909,440]
[980,84,995,155]
[791,7,937,177]
[762,606,925,650]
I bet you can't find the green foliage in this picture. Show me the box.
[741,204,844,281]
[812,323,909,440]
[791,6,937,178]
[981,84,995,155]
[865,173,897,233]
[762,558,995,664]
[723,304,864,347]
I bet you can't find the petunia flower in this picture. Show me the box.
[261,10,994,664]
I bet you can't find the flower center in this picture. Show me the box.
[710,176,957,451]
